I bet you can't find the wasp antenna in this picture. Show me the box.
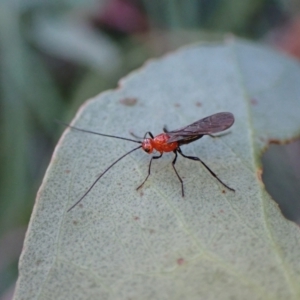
[56,120,142,144]
[67,145,142,212]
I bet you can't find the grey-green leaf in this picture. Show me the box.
[14,39,300,300]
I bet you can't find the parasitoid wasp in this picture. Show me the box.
[63,112,235,211]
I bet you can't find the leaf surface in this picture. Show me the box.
[14,39,300,300]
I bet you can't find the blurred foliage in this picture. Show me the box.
[262,141,300,225]
[0,0,299,298]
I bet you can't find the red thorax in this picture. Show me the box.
[141,133,178,154]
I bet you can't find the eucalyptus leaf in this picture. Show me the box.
[14,39,300,300]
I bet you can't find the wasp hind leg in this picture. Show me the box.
[177,147,235,192]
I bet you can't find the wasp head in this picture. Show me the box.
[141,138,153,154]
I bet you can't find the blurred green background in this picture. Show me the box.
[1,0,300,298]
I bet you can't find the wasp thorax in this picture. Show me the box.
[141,139,153,154]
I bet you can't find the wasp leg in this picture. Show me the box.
[177,147,235,192]
[136,152,162,191]
[171,150,184,196]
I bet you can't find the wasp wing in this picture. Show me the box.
[166,112,234,144]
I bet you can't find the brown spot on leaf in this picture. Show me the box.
[195,101,202,107]
[250,98,258,105]
[174,103,180,107]
[177,258,184,265]
[268,139,282,145]
[119,97,137,106]
[257,168,263,182]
